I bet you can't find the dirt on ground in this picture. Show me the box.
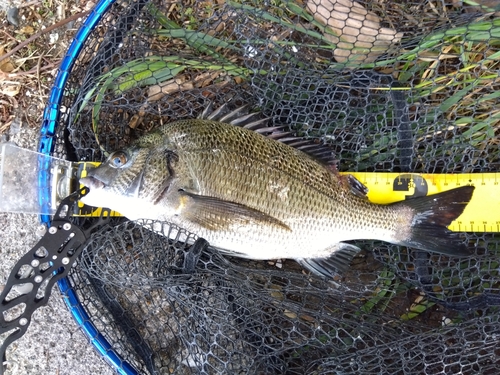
[0,1,95,139]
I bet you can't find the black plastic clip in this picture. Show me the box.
[0,188,111,375]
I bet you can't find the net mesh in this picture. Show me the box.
[52,0,500,373]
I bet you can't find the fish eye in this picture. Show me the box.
[109,151,128,168]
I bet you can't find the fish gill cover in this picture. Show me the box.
[51,0,500,374]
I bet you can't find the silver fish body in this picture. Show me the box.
[80,108,474,277]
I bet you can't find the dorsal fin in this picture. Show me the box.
[198,103,337,165]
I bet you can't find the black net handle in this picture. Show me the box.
[0,189,111,375]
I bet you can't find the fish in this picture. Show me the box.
[80,104,475,278]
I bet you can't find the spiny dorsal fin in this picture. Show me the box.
[199,103,337,165]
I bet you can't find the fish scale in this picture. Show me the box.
[164,124,351,230]
[80,110,475,278]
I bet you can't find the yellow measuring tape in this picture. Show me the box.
[342,172,498,233]
[75,163,497,232]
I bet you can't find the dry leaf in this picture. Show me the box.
[18,26,35,35]
[147,71,222,102]
[0,81,21,97]
[147,76,194,102]
[128,113,142,129]
[0,61,15,73]
[0,46,15,73]
[306,0,404,64]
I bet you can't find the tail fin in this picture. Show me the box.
[394,185,475,257]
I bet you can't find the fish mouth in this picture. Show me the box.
[80,176,106,190]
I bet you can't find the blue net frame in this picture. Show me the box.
[38,1,139,373]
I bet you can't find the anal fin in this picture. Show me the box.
[295,242,361,278]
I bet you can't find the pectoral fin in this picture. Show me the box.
[178,190,291,232]
[295,242,361,278]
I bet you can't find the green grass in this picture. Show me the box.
[76,55,259,153]
[179,2,500,170]
[86,2,500,163]
[358,269,406,314]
